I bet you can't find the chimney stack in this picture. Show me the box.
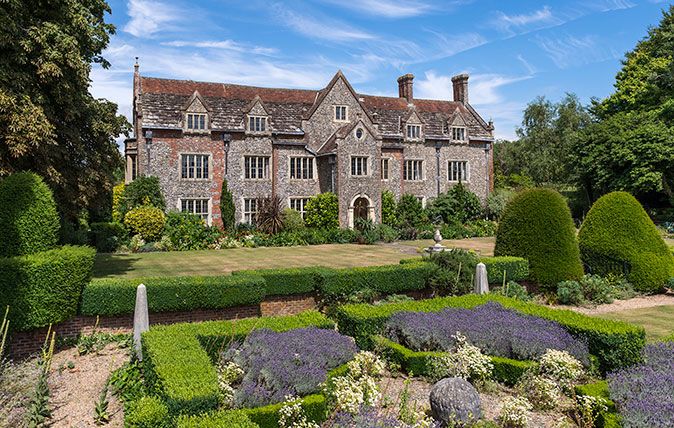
[397,73,414,102]
[451,73,469,104]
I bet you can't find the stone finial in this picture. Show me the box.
[474,262,489,295]
[133,283,149,360]
[134,57,139,73]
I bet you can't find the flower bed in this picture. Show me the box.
[334,294,645,373]
[608,341,674,427]
[385,302,590,364]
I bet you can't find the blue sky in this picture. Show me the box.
[91,0,672,143]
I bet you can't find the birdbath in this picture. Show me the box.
[426,223,446,253]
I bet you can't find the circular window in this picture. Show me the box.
[355,128,364,139]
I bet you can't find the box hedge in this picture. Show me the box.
[177,410,258,428]
[231,267,330,296]
[142,311,334,415]
[578,191,674,293]
[575,381,621,428]
[81,275,266,316]
[334,294,645,374]
[373,335,533,385]
[480,256,529,284]
[126,396,170,428]
[494,188,584,286]
[0,245,95,330]
[0,171,60,257]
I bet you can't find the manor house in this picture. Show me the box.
[124,65,494,228]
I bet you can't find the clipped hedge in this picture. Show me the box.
[481,256,529,284]
[334,294,645,374]
[0,245,95,330]
[81,275,265,316]
[578,191,674,293]
[316,263,435,302]
[575,381,621,428]
[0,172,60,257]
[231,267,330,296]
[494,188,583,286]
[177,410,258,428]
[244,394,326,427]
[142,311,334,415]
[373,335,533,385]
[126,396,170,428]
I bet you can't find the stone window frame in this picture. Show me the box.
[246,114,271,135]
[381,158,390,181]
[178,197,212,225]
[288,197,310,219]
[242,197,260,225]
[183,112,209,134]
[334,105,349,122]
[354,127,365,140]
[448,159,470,183]
[451,126,467,142]
[289,156,316,181]
[350,155,370,177]
[403,159,425,181]
[242,154,271,180]
[406,124,422,141]
[179,152,212,181]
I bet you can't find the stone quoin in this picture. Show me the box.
[125,63,495,228]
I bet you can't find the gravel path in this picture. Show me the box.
[559,294,674,315]
[48,344,127,428]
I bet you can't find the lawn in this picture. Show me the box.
[599,305,674,341]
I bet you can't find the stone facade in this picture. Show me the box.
[125,66,494,228]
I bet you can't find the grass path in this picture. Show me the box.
[598,304,674,341]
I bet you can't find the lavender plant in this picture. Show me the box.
[224,327,358,408]
[608,341,674,428]
[385,302,589,364]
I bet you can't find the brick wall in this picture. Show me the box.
[10,294,317,359]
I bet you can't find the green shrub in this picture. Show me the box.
[112,183,125,223]
[164,212,222,251]
[220,178,236,232]
[381,190,397,226]
[486,188,515,220]
[304,193,339,229]
[334,294,645,374]
[177,410,258,428]
[463,219,498,237]
[315,263,435,305]
[89,222,127,253]
[142,311,334,415]
[118,176,166,219]
[557,280,584,305]
[427,250,478,296]
[81,275,265,316]
[427,182,482,224]
[244,394,327,427]
[494,188,584,287]
[574,381,621,428]
[492,281,530,301]
[480,256,529,284]
[126,396,170,428]
[396,194,425,229]
[0,172,60,257]
[124,206,166,241]
[231,267,328,296]
[281,208,305,232]
[0,245,95,330]
[578,191,674,293]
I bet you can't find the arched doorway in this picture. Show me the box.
[353,197,369,226]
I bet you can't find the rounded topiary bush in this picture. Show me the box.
[494,188,583,286]
[0,172,60,257]
[578,191,674,293]
[124,205,166,241]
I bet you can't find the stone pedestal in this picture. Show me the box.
[133,283,149,360]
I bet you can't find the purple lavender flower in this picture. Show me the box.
[385,302,589,365]
[608,341,674,428]
[226,327,358,408]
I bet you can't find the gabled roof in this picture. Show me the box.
[184,90,211,112]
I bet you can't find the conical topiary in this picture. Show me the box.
[494,188,583,287]
[578,191,674,293]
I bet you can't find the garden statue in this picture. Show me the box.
[474,263,489,294]
[133,283,149,360]
[427,216,446,253]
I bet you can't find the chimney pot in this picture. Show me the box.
[451,73,469,104]
[397,73,414,102]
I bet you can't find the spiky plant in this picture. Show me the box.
[257,196,284,234]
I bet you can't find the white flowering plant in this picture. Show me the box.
[537,349,584,392]
[499,396,533,428]
[324,351,385,414]
[574,395,608,428]
[278,395,320,428]
[216,360,244,408]
[427,332,493,385]
[517,370,561,411]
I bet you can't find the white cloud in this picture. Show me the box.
[272,5,376,42]
[492,6,561,35]
[162,40,278,56]
[534,34,618,69]
[123,0,181,37]
[319,0,433,18]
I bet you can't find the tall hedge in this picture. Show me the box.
[219,179,235,232]
[578,192,674,293]
[494,188,583,286]
[0,246,96,330]
[0,172,60,257]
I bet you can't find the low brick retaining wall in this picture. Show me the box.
[10,293,317,358]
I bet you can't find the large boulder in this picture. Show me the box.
[429,377,481,427]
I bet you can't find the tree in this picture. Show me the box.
[305,193,339,229]
[427,183,482,224]
[381,191,397,226]
[117,176,165,220]
[396,194,425,229]
[0,0,129,221]
[220,179,235,231]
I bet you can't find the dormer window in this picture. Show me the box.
[248,116,267,132]
[406,124,421,139]
[335,105,348,122]
[186,113,207,130]
[452,127,466,141]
